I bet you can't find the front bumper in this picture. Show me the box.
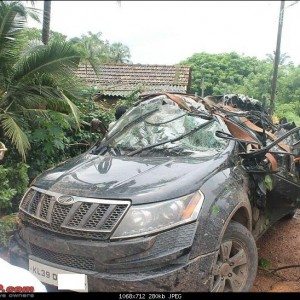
[9,222,217,292]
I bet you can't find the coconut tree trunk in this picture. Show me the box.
[42,0,51,45]
[270,0,285,115]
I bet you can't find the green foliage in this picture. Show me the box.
[277,66,300,104]
[19,28,132,83]
[0,1,134,241]
[117,87,143,108]
[181,51,300,124]
[0,1,38,64]
[24,100,106,179]
[0,163,29,212]
[77,87,115,123]
[181,52,264,96]
[0,0,83,160]
[69,31,131,74]
[109,42,131,63]
[26,113,71,175]
[0,213,18,248]
[258,257,271,270]
[275,102,300,126]
[264,175,273,192]
[0,1,93,219]
[19,27,67,48]
[70,32,111,67]
[0,166,17,211]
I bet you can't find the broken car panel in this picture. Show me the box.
[9,93,300,292]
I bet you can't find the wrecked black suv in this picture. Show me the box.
[9,93,300,292]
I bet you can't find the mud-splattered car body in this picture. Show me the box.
[9,93,300,292]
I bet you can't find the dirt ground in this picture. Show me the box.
[251,209,300,292]
[1,210,299,292]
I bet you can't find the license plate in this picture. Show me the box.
[29,259,88,292]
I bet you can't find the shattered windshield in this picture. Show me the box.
[105,95,228,157]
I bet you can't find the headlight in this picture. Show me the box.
[111,191,204,239]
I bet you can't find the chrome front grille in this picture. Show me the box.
[19,187,130,240]
[40,195,51,220]
[84,204,109,229]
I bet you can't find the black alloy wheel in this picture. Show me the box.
[210,221,258,292]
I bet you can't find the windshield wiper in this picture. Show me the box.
[188,111,213,120]
[145,112,187,125]
[144,111,212,126]
[126,118,215,156]
[92,108,159,155]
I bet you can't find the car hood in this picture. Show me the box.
[33,151,230,204]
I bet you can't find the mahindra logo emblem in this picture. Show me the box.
[56,195,75,205]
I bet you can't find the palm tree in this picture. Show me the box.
[0,1,81,160]
[70,32,111,76]
[109,42,131,63]
[42,0,51,45]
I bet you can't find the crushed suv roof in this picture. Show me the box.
[91,92,299,180]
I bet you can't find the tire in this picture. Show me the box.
[210,221,258,292]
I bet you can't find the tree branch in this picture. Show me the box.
[270,264,300,273]
[258,267,287,280]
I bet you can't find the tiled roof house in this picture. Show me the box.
[75,63,192,98]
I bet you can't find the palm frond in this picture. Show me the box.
[18,38,43,58]
[0,112,30,160]
[0,1,27,48]
[2,82,82,127]
[0,1,39,78]
[1,83,59,109]
[26,6,40,23]
[12,40,80,82]
[61,92,81,128]
[7,86,81,129]
[17,105,51,119]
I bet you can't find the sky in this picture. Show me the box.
[27,1,300,65]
